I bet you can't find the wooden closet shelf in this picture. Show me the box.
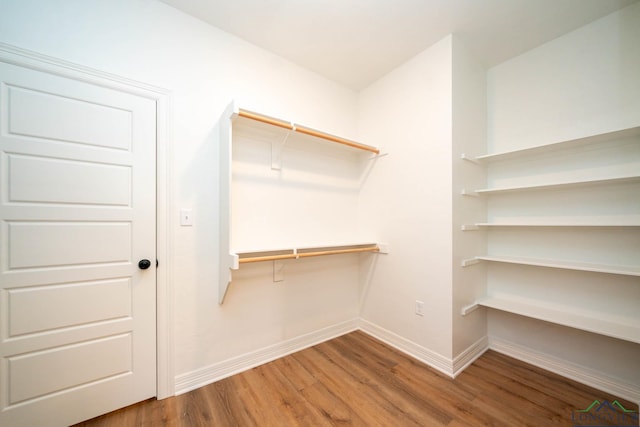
[236,108,380,154]
[236,244,381,265]
[217,100,385,304]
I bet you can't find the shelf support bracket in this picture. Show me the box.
[271,131,291,170]
[273,260,285,282]
[461,189,480,197]
[461,303,480,316]
[368,151,389,160]
[461,224,480,231]
[461,257,480,267]
[460,153,480,164]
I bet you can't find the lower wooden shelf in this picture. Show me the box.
[219,242,386,304]
[462,294,640,344]
[234,243,382,266]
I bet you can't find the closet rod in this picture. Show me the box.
[237,109,380,155]
[294,125,380,154]
[238,245,380,264]
[238,109,294,130]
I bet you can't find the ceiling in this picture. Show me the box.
[158,0,638,90]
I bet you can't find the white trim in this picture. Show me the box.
[154,83,175,399]
[359,319,487,378]
[489,336,640,404]
[358,319,455,377]
[452,336,489,377]
[174,319,359,395]
[0,42,174,399]
[0,42,168,97]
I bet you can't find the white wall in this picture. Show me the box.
[488,2,640,152]
[0,0,361,382]
[357,36,454,361]
[486,2,640,397]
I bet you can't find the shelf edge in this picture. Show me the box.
[475,175,640,194]
[475,255,640,276]
[477,295,640,344]
[476,126,640,162]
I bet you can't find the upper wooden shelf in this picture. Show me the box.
[466,126,640,163]
[234,108,380,155]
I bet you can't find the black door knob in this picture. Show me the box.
[138,259,152,270]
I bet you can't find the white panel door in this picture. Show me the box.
[0,60,157,427]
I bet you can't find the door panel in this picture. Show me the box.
[8,334,132,404]
[7,222,132,268]
[8,154,131,206]
[7,84,132,150]
[8,278,131,336]
[0,60,156,426]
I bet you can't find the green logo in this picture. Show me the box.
[572,399,638,427]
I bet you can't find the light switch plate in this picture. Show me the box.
[180,208,193,226]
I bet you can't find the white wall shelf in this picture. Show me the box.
[462,255,640,276]
[467,220,640,228]
[473,175,640,195]
[471,295,640,344]
[217,101,384,304]
[469,126,640,163]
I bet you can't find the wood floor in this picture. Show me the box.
[75,331,637,426]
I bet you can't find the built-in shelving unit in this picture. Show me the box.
[460,125,640,344]
[216,102,384,303]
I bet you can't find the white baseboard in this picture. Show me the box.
[452,335,489,377]
[489,336,640,405]
[358,319,456,377]
[174,318,359,395]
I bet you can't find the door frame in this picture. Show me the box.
[0,42,175,399]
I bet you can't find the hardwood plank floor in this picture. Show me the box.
[75,331,638,426]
